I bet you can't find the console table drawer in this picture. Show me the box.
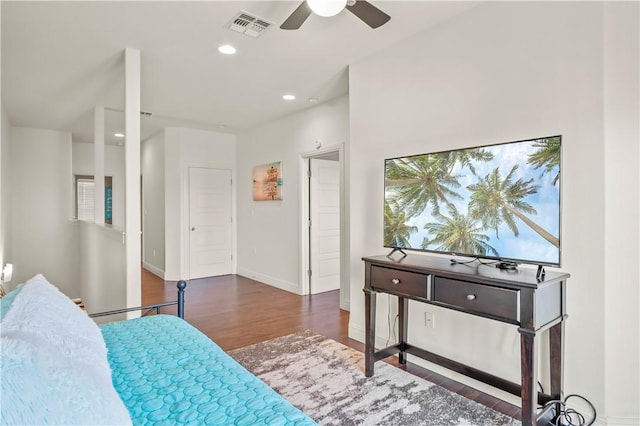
[371,266,428,298]
[432,277,519,323]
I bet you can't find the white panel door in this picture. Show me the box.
[189,167,232,279]
[310,159,340,294]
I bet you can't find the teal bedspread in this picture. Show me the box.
[100,315,316,426]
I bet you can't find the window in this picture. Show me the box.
[75,175,113,224]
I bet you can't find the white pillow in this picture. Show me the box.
[1,275,107,366]
[0,274,131,425]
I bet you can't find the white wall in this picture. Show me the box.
[79,221,126,320]
[141,132,165,277]
[603,2,640,423]
[10,127,80,296]
[72,142,128,315]
[236,96,349,295]
[349,2,638,424]
[72,142,125,229]
[163,127,236,281]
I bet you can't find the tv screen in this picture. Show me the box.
[384,136,561,267]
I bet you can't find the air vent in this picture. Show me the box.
[246,19,272,37]
[227,11,272,38]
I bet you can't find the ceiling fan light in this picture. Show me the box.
[307,0,347,17]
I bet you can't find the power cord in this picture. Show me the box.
[449,256,508,268]
[450,256,480,265]
[542,394,596,426]
[386,314,398,347]
[385,294,399,346]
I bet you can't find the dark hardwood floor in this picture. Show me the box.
[142,269,521,421]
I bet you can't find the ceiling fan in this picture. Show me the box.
[280,0,390,30]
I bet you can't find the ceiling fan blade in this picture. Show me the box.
[346,1,390,29]
[280,1,313,30]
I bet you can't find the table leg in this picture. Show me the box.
[364,289,377,377]
[519,329,537,426]
[549,320,565,420]
[398,296,408,365]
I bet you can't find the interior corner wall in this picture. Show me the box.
[603,1,640,422]
[141,133,166,277]
[0,102,12,282]
[235,96,349,295]
[10,127,80,296]
[71,142,125,229]
[348,1,626,420]
[0,1,4,277]
[163,127,236,282]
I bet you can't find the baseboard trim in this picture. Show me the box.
[348,322,388,350]
[236,268,303,295]
[599,416,640,425]
[340,297,350,311]
[142,262,164,279]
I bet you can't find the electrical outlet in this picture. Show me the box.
[253,247,257,255]
[152,249,156,257]
[424,311,435,328]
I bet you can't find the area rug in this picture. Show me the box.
[229,330,520,426]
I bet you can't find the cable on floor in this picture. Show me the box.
[542,394,596,426]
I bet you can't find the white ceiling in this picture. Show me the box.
[2,1,478,145]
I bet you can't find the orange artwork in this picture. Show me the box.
[253,162,283,201]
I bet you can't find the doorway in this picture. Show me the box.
[301,145,348,310]
[187,167,232,279]
[309,157,340,294]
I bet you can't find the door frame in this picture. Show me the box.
[299,143,349,311]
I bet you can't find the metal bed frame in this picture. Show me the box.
[89,280,187,319]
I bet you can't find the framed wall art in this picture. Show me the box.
[253,161,283,201]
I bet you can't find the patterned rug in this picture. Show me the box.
[229,330,520,426]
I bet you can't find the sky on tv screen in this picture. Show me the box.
[384,137,561,265]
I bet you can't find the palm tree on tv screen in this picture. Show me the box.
[445,148,494,176]
[384,153,461,218]
[385,139,560,253]
[421,206,499,256]
[384,200,418,248]
[527,136,561,185]
[467,165,560,247]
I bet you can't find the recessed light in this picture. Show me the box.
[282,94,296,101]
[114,133,125,138]
[308,98,319,104]
[218,44,237,55]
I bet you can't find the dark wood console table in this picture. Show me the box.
[363,254,569,426]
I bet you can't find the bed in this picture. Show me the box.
[0,274,317,426]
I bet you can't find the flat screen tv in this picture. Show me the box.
[383,135,561,267]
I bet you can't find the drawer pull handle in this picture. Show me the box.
[466,294,477,301]
[391,278,401,285]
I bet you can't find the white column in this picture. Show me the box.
[94,106,105,224]
[124,48,141,312]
